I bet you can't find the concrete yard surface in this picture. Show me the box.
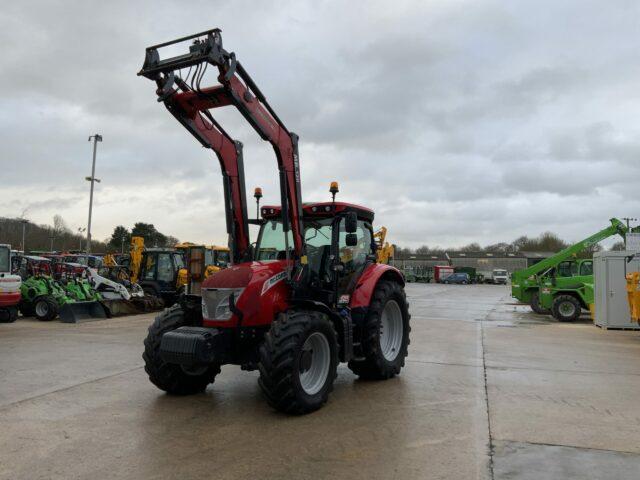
[1,284,640,479]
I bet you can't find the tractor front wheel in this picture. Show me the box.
[143,305,220,395]
[348,280,411,380]
[34,296,58,321]
[552,295,582,322]
[530,291,551,315]
[258,311,338,414]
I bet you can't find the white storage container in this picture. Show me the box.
[593,251,640,329]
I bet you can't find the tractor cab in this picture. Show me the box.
[256,200,376,307]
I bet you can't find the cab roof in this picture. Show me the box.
[261,202,374,223]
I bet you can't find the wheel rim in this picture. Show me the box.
[380,300,404,361]
[35,301,49,317]
[299,332,331,395]
[559,301,575,317]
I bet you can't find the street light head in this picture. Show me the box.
[94,178,101,183]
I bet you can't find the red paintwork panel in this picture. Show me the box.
[0,291,21,307]
[202,260,293,328]
[350,263,404,309]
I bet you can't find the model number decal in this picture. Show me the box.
[262,271,287,295]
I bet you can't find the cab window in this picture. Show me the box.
[157,253,175,282]
[256,220,294,261]
[143,254,157,280]
[580,261,593,276]
[339,219,373,277]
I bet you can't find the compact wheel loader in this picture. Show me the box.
[139,29,411,414]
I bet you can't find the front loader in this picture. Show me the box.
[138,29,411,414]
[15,256,106,322]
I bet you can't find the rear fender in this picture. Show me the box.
[350,263,404,309]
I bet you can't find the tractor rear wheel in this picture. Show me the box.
[34,296,58,321]
[552,295,582,322]
[143,305,220,395]
[530,291,551,315]
[348,280,411,380]
[0,307,18,323]
[258,311,338,414]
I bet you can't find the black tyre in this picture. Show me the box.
[0,307,18,323]
[143,305,220,395]
[461,281,468,285]
[552,295,582,322]
[19,301,35,317]
[34,296,58,321]
[258,311,338,414]
[348,281,411,380]
[530,291,551,315]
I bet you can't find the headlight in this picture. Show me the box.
[201,288,244,320]
[541,288,551,294]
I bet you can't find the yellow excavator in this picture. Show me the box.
[174,243,231,278]
[374,227,394,264]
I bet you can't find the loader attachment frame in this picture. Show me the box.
[138,29,304,262]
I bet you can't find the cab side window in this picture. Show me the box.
[143,254,157,280]
[339,219,373,276]
[580,261,593,276]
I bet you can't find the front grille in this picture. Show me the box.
[201,288,230,320]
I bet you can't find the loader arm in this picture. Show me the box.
[512,218,628,284]
[138,29,304,260]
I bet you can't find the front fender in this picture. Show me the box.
[350,263,404,309]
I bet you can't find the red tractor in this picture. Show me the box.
[139,29,411,414]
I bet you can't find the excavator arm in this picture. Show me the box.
[138,29,304,260]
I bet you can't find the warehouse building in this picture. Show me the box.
[447,251,526,274]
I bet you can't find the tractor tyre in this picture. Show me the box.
[19,301,35,317]
[143,305,220,395]
[530,291,551,315]
[552,295,582,323]
[258,310,338,414]
[0,307,18,323]
[34,296,58,321]
[348,280,411,380]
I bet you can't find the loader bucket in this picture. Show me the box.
[132,295,164,313]
[100,299,140,318]
[59,301,108,323]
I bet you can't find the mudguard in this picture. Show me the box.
[350,263,404,309]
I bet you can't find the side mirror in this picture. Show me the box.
[345,212,358,233]
[346,233,358,247]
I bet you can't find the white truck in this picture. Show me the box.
[489,269,508,284]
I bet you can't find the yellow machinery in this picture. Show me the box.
[374,227,394,264]
[102,254,117,267]
[175,243,230,278]
[129,236,145,284]
[626,271,640,323]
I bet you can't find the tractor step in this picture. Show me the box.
[160,326,230,366]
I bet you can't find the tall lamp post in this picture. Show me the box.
[78,227,86,252]
[20,219,28,253]
[86,134,102,254]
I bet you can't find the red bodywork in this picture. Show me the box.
[202,260,403,328]
[0,291,21,308]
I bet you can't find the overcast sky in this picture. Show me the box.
[1,0,638,249]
